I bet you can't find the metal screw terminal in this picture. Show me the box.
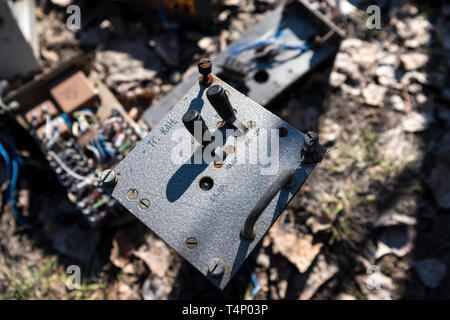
[138,198,150,210]
[207,84,235,124]
[182,110,212,146]
[100,169,117,186]
[198,58,213,86]
[208,258,225,278]
[186,237,198,250]
[127,189,138,200]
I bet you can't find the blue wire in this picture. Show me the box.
[0,140,26,225]
[94,139,106,162]
[0,141,12,184]
[60,113,73,128]
[99,134,116,157]
[245,263,261,297]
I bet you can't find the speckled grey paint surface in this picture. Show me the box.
[111,77,315,289]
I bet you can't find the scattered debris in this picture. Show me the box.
[401,111,428,133]
[390,95,406,112]
[141,275,169,300]
[373,211,416,228]
[298,255,338,300]
[318,118,341,145]
[400,52,429,71]
[336,293,357,300]
[363,84,387,107]
[270,222,323,273]
[133,236,172,277]
[374,226,416,259]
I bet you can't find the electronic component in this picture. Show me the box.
[50,71,99,114]
[24,100,58,127]
[6,59,143,225]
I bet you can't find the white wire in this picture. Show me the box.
[47,151,95,183]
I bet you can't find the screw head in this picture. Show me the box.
[127,189,138,200]
[186,237,198,250]
[247,121,256,129]
[138,198,150,210]
[100,170,117,186]
[208,258,225,277]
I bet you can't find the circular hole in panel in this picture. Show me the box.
[254,70,269,83]
[199,177,214,191]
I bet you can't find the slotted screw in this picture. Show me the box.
[100,169,117,186]
[138,198,150,210]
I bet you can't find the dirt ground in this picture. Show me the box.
[0,0,449,300]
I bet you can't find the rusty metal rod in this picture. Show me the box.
[240,167,296,240]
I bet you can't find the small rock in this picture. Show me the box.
[341,84,361,97]
[376,65,396,86]
[270,222,322,273]
[407,83,423,94]
[298,255,338,300]
[256,252,271,269]
[334,52,359,76]
[401,71,428,86]
[319,118,341,145]
[401,111,427,133]
[142,275,168,300]
[363,84,387,106]
[329,71,347,87]
[336,293,357,300]
[400,52,429,71]
[390,95,405,112]
[198,37,215,52]
[374,226,416,259]
[354,42,380,69]
[50,0,73,6]
[373,211,416,228]
[133,237,172,277]
[414,259,447,288]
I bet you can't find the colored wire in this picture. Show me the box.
[47,151,95,183]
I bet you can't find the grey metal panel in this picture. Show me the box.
[111,76,315,289]
[142,0,343,128]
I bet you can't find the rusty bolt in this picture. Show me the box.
[198,58,213,86]
[208,258,225,277]
[100,169,117,186]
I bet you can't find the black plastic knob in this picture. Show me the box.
[182,110,211,146]
[206,85,235,124]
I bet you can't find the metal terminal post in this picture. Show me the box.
[240,167,297,240]
[182,109,212,146]
[301,131,326,164]
[198,57,213,86]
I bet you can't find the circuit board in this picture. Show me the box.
[9,65,143,225]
